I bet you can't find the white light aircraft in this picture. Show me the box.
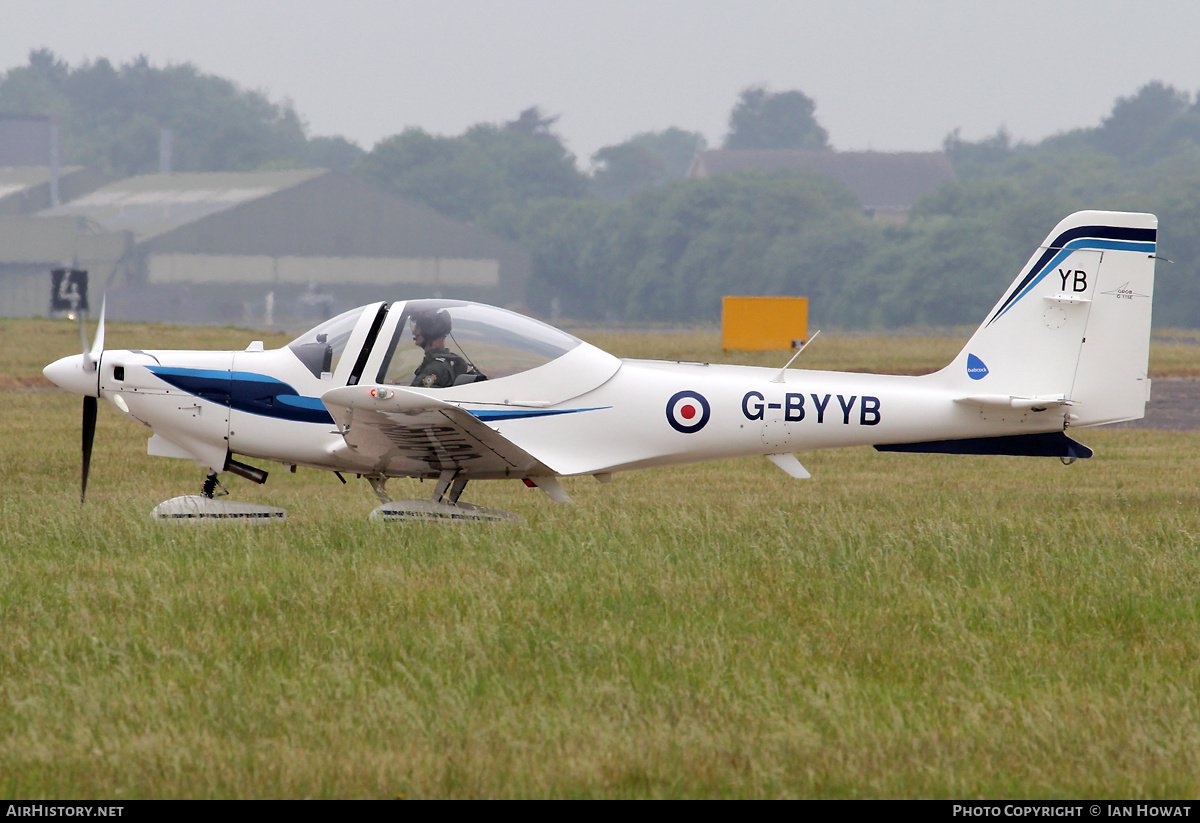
[44,210,1158,522]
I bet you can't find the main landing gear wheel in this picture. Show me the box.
[367,470,522,523]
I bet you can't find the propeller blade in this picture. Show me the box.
[84,296,106,372]
[82,395,97,504]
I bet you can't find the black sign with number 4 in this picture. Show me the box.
[50,268,88,313]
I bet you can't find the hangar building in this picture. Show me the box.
[0,165,120,317]
[1,169,531,325]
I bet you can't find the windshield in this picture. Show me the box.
[377,299,581,387]
[288,306,368,378]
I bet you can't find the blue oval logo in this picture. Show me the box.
[967,353,989,381]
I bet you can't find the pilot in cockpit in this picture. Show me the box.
[410,309,476,388]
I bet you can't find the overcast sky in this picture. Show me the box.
[6,0,1200,167]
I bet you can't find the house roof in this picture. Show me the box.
[689,150,956,210]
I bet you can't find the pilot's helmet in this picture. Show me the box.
[413,309,452,341]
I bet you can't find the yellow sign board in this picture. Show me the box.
[722,296,809,351]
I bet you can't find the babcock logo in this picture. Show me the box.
[967,353,989,381]
[666,390,711,434]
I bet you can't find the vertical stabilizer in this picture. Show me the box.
[939,211,1157,426]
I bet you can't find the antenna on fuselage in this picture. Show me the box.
[769,330,820,384]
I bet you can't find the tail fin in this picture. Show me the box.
[940,210,1157,426]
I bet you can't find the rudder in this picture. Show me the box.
[1068,213,1157,425]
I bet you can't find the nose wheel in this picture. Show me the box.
[150,468,285,523]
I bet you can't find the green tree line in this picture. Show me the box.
[0,49,362,174]
[4,50,1200,327]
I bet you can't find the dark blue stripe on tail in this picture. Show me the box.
[988,224,1156,325]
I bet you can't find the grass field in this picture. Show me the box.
[3,319,1200,798]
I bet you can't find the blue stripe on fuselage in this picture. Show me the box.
[147,367,334,424]
[147,367,609,426]
[467,407,609,422]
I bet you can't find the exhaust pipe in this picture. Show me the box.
[224,455,268,485]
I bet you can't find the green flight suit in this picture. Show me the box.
[412,347,468,388]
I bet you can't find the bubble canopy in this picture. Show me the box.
[287,306,367,378]
[288,300,583,384]
[376,299,582,385]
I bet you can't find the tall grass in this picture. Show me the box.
[2,321,1199,797]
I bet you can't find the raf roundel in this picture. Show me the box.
[666,390,711,434]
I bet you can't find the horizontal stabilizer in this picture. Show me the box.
[954,394,1071,411]
[874,432,1093,459]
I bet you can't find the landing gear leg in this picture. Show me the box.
[367,475,391,504]
[430,469,468,505]
[201,470,228,499]
[446,476,469,505]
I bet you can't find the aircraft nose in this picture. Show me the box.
[44,354,99,397]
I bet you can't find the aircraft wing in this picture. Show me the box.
[321,384,554,478]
